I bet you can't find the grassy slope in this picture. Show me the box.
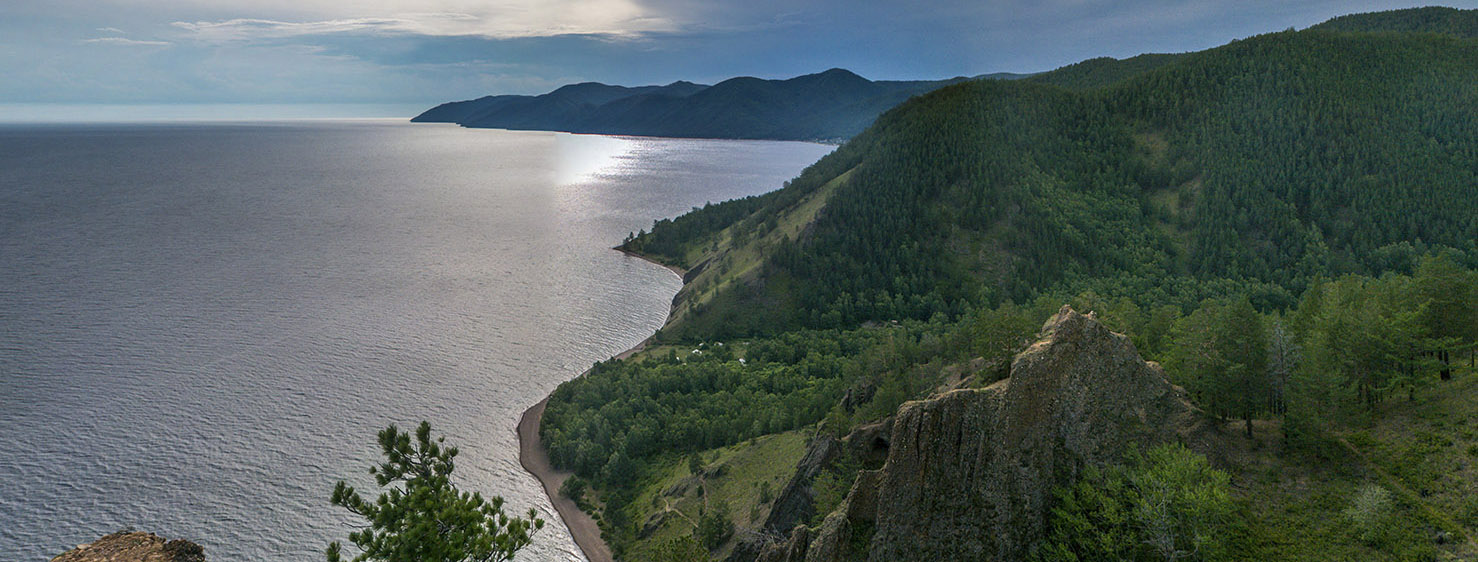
[1341,363,1478,549]
[1222,362,1478,561]
[663,169,856,338]
[617,430,810,560]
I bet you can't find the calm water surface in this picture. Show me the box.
[0,120,833,561]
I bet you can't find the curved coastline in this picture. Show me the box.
[517,249,685,562]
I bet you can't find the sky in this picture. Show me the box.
[0,0,1468,117]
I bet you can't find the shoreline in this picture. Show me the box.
[517,250,685,562]
[615,246,688,279]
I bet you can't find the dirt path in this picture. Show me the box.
[661,497,699,528]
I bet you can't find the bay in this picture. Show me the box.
[0,120,833,561]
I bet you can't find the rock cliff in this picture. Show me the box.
[53,532,205,562]
[765,306,1217,561]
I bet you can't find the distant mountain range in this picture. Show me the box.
[412,69,1029,141]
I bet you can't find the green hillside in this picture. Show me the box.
[624,22,1478,340]
[550,8,1478,561]
[1311,6,1478,37]
[1027,52,1186,90]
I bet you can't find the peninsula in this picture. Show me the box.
[412,69,1026,141]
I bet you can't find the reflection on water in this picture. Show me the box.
[555,133,637,185]
[0,121,834,561]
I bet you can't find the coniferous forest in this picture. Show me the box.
[544,7,1478,561]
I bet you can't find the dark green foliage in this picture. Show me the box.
[540,305,1042,520]
[541,317,1000,484]
[809,455,861,527]
[695,502,735,551]
[630,23,1478,340]
[1036,465,1138,562]
[1296,275,1432,409]
[621,196,769,267]
[1163,297,1269,437]
[650,536,708,562]
[1310,7,1478,37]
[541,335,855,487]
[560,475,591,511]
[326,422,544,562]
[1413,253,1478,379]
[766,78,1169,327]
[1029,53,1187,90]
[1038,444,1235,562]
[622,138,869,269]
[1107,30,1478,291]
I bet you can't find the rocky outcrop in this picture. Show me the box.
[765,306,1215,561]
[53,532,205,562]
[841,418,892,469]
[722,434,842,562]
[760,435,841,536]
[756,526,811,562]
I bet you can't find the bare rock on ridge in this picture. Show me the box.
[769,305,1216,562]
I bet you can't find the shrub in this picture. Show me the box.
[1342,484,1395,547]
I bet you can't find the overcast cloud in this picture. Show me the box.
[0,0,1466,110]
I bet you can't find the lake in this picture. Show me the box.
[0,120,833,561]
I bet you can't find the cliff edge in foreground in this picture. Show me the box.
[53,532,205,562]
[767,306,1219,561]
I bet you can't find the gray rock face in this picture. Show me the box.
[756,526,811,562]
[53,532,205,562]
[728,434,841,562]
[761,434,841,536]
[842,418,891,469]
[773,306,1213,562]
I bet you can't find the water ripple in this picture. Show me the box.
[0,122,833,561]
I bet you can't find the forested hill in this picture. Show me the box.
[1311,6,1478,36]
[1028,6,1478,92]
[622,9,1478,340]
[410,81,706,125]
[411,69,1026,141]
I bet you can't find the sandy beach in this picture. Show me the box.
[518,395,612,562]
[518,251,684,562]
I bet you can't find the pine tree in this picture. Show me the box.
[327,422,544,562]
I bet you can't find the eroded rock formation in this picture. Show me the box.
[765,306,1217,561]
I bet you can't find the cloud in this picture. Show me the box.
[171,17,412,40]
[97,26,126,34]
[83,36,172,46]
[169,0,676,42]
